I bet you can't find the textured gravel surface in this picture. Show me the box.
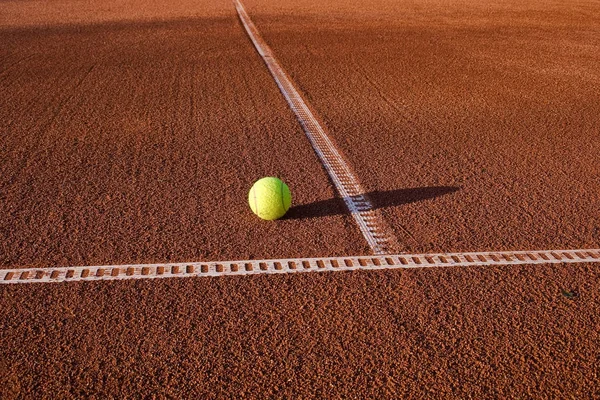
[1,0,599,398]
[2,263,600,398]
[247,0,600,254]
[0,6,366,270]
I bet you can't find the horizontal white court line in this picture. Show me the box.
[2,249,599,284]
[233,0,399,254]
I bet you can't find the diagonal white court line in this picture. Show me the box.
[233,0,399,255]
[2,249,599,284]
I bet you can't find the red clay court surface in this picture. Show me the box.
[1,0,599,397]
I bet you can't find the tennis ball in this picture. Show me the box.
[248,177,292,220]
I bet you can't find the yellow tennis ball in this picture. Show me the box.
[248,177,292,220]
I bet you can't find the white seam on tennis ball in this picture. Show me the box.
[3,249,599,284]
[234,0,399,255]
[280,179,284,212]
